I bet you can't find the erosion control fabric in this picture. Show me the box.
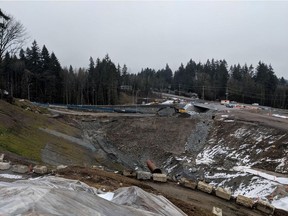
[0,176,187,216]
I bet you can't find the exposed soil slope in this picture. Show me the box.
[0,100,95,165]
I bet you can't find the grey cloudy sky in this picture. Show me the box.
[1,1,288,78]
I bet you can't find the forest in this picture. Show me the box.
[0,10,288,108]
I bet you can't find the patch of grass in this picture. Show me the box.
[0,99,85,163]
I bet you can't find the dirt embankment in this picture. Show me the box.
[0,99,97,166]
[73,113,213,171]
[210,110,288,173]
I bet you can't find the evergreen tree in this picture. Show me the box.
[254,62,278,106]
[40,45,50,71]
[26,41,41,73]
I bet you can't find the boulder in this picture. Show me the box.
[215,187,231,200]
[212,207,222,216]
[179,177,197,190]
[123,170,137,177]
[12,164,29,174]
[136,171,151,180]
[0,162,11,170]
[197,181,213,194]
[34,165,48,174]
[152,173,167,182]
[56,165,68,170]
[236,195,254,208]
[256,200,275,215]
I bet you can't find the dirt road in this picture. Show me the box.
[213,105,288,131]
[146,181,263,216]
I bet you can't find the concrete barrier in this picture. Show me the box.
[179,177,197,190]
[236,195,254,208]
[123,170,137,177]
[136,171,152,180]
[0,162,11,170]
[215,187,231,200]
[33,165,48,174]
[0,154,4,162]
[212,206,222,216]
[256,200,275,215]
[12,164,29,174]
[197,181,213,194]
[152,173,167,182]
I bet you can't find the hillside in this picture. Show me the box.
[0,99,95,165]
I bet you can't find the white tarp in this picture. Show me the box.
[0,176,187,216]
[112,186,186,216]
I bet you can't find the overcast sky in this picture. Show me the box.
[1,1,288,78]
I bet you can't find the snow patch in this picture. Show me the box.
[166,164,178,174]
[232,177,277,198]
[196,145,228,165]
[233,166,288,184]
[230,128,249,139]
[254,133,271,144]
[275,158,287,173]
[272,114,288,119]
[175,156,192,163]
[0,174,23,179]
[272,197,288,211]
[161,100,174,105]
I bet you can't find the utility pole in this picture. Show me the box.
[28,83,31,101]
[202,86,205,100]
[225,86,228,100]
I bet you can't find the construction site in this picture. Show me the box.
[0,96,287,216]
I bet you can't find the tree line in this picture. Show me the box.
[0,10,287,108]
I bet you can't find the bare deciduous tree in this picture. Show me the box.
[0,13,28,60]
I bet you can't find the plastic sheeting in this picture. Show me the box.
[112,186,187,216]
[0,176,187,216]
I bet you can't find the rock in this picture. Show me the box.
[56,165,68,170]
[0,153,4,162]
[136,171,151,180]
[0,162,11,170]
[179,177,197,190]
[12,165,29,174]
[197,181,213,194]
[123,169,137,177]
[212,207,222,216]
[33,165,48,174]
[236,195,254,208]
[256,200,275,215]
[215,187,231,200]
[152,173,167,182]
